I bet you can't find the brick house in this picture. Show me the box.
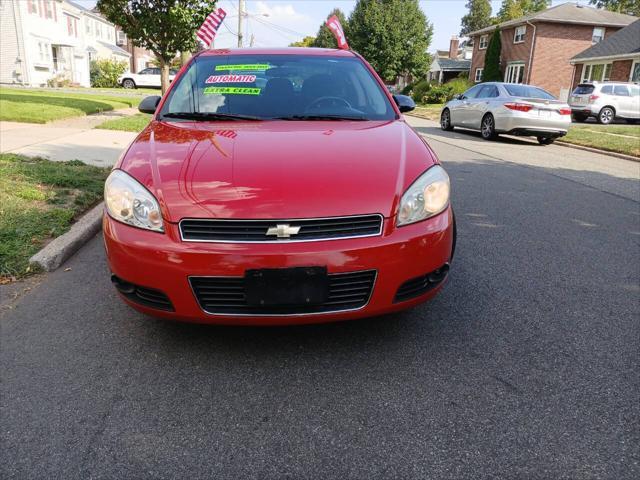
[467,3,636,99]
[427,36,472,83]
[570,19,640,87]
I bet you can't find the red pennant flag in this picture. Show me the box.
[326,15,349,50]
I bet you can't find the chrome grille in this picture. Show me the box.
[190,270,376,315]
[179,214,383,242]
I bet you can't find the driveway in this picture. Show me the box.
[2,119,639,479]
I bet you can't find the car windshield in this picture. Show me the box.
[504,84,556,100]
[159,54,396,121]
[573,84,595,95]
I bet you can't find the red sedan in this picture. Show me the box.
[103,48,455,325]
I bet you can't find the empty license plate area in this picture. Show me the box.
[244,267,329,307]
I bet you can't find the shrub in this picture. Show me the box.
[90,58,128,88]
[411,79,432,103]
[421,77,473,104]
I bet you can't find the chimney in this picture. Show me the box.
[449,35,459,60]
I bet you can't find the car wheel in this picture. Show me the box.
[572,113,587,123]
[440,109,454,131]
[122,79,136,89]
[598,107,614,124]
[481,114,497,140]
[537,136,555,145]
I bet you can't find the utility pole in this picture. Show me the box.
[237,0,245,48]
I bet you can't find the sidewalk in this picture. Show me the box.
[0,109,139,167]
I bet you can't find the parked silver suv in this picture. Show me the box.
[569,82,640,124]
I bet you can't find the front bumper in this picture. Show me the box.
[103,208,455,325]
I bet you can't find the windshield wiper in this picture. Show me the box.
[162,112,263,121]
[272,114,368,121]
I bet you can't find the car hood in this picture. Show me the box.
[118,119,436,222]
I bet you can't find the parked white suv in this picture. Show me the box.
[118,68,177,89]
[569,82,640,124]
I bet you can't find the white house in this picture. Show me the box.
[0,0,130,87]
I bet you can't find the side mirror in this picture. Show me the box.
[393,94,416,113]
[455,94,464,100]
[138,95,161,114]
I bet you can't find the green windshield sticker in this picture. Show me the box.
[203,86,262,95]
[215,64,269,71]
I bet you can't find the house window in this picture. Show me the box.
[45,0,53,19]
[86,19,92,35]
[475,68,484,83]
[27,0,38,14]
[96,22,102,38]
[581,63,612,82]
[505,63,525,84]
[592,27,605,44]
[514,25,526,44]
[479,35,488,50]
[117,31,127,45]
[631,60,640,83]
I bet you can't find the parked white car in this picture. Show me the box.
[118,68,177,89]
[440,82,572,145]
[568,82,640,124]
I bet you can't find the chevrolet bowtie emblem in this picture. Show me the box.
[266,224,301,238]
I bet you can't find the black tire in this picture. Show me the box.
[440,108,454,131]
[598,107,615,124]
[572,113,588,123]
[481,113,498,140]
[122,78,136,89]
[537,136,555,145]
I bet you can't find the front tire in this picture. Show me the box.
[440,109,454,131]
[537,136,555,145]
[598,107,615,124]
[122,78,136,89]
[481,113,497,140]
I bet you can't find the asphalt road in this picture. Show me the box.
[2,121,639,479]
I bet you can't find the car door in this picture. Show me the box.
[629,85,640,119]
[136,68,152,87]
[468,84,499,128]
[149,68,162,87]
[451,84,482,126]
[613,85,631,117]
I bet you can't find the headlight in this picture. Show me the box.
[397,165,450,226]
[104,169,164,232]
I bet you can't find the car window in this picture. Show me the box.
[139,68,151,75]
[152,68,161,75]
[462,85,483,99]
[600,85,613,94]
[161,54,395,120]
[504,84,556,99]
[613,85,629,96]
[477,85,499,98]
[630,85,640,97]
[573,84,595,95]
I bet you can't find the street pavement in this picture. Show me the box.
[0,109,138,167]
[1,120,639,479]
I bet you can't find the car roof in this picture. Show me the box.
[197,47,357,58]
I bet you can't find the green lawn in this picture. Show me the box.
[562,125,640,157]
[0,87,143,123]
[95,113,151,132]
[410,104,444,122]
[0,154,109,281]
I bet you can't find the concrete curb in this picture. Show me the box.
[29,203,104,272]
[555,141,639,163]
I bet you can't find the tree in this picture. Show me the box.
[460,0,492,36]
[589,0,640,16]
[497,0,549,21]
[483,27,502,81]
[96,0,217,93]
[348,0,433,82]
[289,36,316,47]
[312,9,348,49]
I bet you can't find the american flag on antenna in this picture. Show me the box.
[196,8,227,47]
